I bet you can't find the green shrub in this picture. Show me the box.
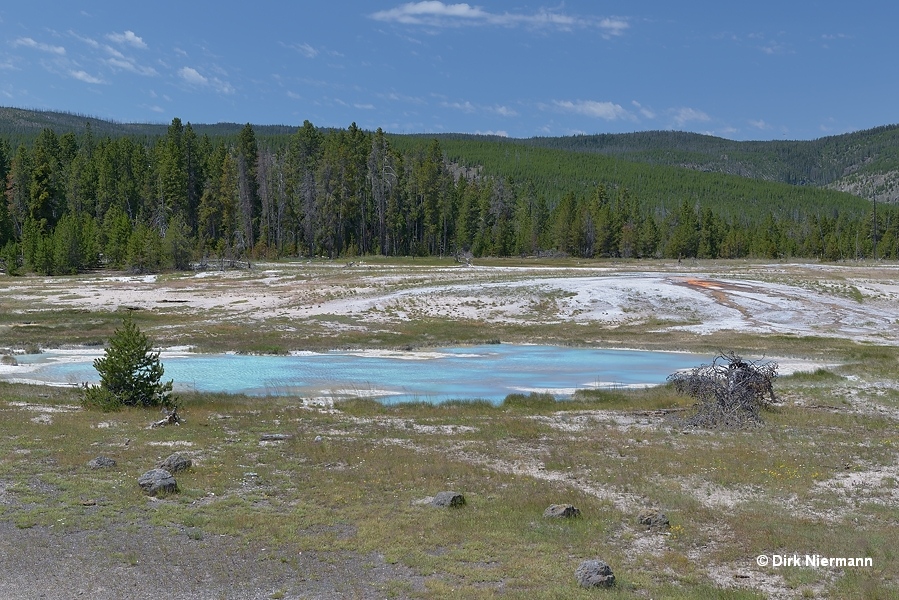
[501,391,557,409]
[81,385,124,412]
[81,315,175,411]
[784,368,843,382]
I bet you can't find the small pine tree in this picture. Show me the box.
[83,315,174,410]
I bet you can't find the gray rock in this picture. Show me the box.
[138,468,178,496]
[87,456,117,469]
[575,559,615,588]
[637,508,670,529]
[260,433,291,441]
[543,503,581,518]
[431,491,466,508]
[157,452,191,474]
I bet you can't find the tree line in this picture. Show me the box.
[0,118,894,276]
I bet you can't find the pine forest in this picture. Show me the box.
[0,115,894,276]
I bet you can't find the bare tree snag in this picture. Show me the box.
[668,352,777,429]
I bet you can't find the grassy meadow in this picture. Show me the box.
[0,259,897,598]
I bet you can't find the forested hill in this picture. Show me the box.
[0,107,895,277]
[512,126,899,204]
[3,107,898,204]
[0,107,298,146]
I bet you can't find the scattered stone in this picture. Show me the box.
[637,508,670,530]
[543,503,581,519]
[431,491,466,508]
[575,559,616,588]
[260,433,291,441]
[157,453,191,474]
[314,435,323,443]
[138,469,178,496]
[87,456,117,469]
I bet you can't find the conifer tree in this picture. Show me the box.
[82,315,174,410]
[236,123,260,248]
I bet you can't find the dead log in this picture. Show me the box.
[150,407,183,428]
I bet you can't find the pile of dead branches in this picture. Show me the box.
[668,352,778,429]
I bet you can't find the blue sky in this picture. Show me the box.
[1,1,896,140]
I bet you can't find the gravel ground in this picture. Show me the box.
[0,520,425,599]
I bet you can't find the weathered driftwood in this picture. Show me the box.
[150,407,183,428]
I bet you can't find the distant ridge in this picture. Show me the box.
[1,105,897,203]
[0,106,300,142]
[517,126,899,204]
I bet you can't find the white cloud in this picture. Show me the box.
[475,130,509,137]
[106,30,147,49]
[178,66,234,94]
[760,41,785,55]
[717,126,738,137]
[105,57,158,76]
[379,91,426,104]
[104,45,126,59]
[212,79,235,94]
[598,18,629,38]
[179,66,208,85]
[372,2,491,26]
[69,69,104,84]
[370,2,628,34]
[13,37,66,55]
[69,31,100,49]
[670,107,711,128]
[106,57,131,69]
[354,103,376,110]
[289,42,319,58]
[491,105,518,117]
[632,100,656,119]
[553,99,633,121]
[441,100,476,112]
[749,119,771,130]
[440,100,517,117]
